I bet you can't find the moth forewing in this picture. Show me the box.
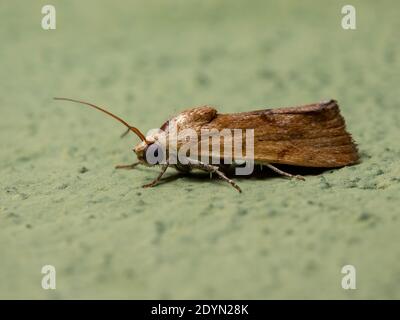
[191,128,255,176]
[200,100,359,168]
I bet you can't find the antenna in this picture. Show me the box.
[54,97,147,142]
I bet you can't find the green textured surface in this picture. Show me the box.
[1,0,399,299]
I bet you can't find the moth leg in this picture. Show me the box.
[142,164,169,188]
[265,163,305,181]
[115,162,140,170]
[188,159,242,193]
[213,169,242,193]
[120,128,130,138]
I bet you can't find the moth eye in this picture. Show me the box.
[144,143,164,165]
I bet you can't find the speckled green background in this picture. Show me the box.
[1,0,399,299]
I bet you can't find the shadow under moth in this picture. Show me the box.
[55,98,359,193]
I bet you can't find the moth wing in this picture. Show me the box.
[161,106,217,132]
[196,100,359,167]
[163,106,217,158]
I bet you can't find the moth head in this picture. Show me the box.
[133,135,165,166]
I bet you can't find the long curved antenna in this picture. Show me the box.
[54,97,147,142]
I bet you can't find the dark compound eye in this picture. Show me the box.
[144,143,164,165]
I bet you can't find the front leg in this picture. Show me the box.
[120,128,130,138]
[115,162,140,170]
[142,164,169,188]
[187,159,242,193]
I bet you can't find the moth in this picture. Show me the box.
[55,98,359,193]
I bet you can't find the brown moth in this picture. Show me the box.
[55,98,359,193]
